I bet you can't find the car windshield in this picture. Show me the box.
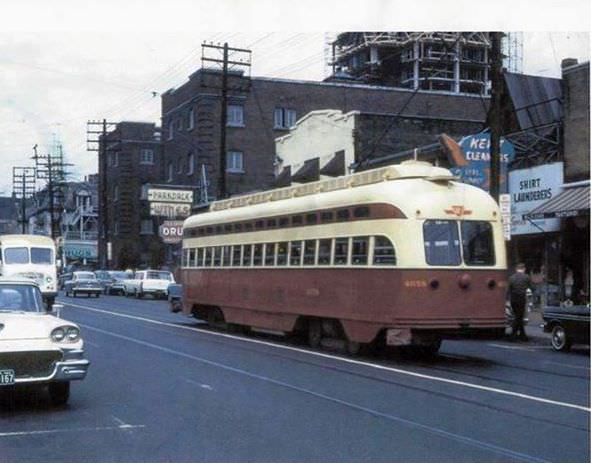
[3,247,29,264]
[0,284,44,312]
[76,272,97,280]
[31,247,54,264]
[110,271,131,279]
[146,271,172,280]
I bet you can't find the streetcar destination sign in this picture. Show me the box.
[147,188,193,203]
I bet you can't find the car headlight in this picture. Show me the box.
[51,326,80,343]
[46,276,53,283]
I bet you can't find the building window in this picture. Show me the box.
[114,222,119,235]
[177,158,183,174]
[187,153,194,176]
[188,108,195,130]
[113,185,119,201]
[167,162,173,182]
[226,151,244,173]
[140,219,153,235]
[140,149,154,165]
[111,152,119,167]
[274,108,297,129]
[227,104,244,127]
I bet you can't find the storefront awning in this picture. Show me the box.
[524,184,590,220]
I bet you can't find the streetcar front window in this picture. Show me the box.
[423,220,461,266]
[461,221,495,266]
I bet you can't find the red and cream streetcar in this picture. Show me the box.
[180,160,507,354]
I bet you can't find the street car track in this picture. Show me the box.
[60,300,591,414]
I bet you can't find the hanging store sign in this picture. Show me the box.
[159,220,184,244]
[150,202,191,219]
[147,188,193,204]
[508,162,563,236]
[449,132,515,194]
[499,194,511,241]
[64,241,98,259]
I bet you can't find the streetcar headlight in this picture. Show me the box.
[46,276,53,283]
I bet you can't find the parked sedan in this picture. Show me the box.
[543,305,590,351]
[64,271,102,298]
[0,279,90,405]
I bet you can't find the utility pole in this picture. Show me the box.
[87,119,118,269]
[32,144,70,239]
[201,42,251,200]
[219,42,229,199]
[12,167,36,234]
[489,31,504,203]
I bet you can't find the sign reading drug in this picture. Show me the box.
[508,162,563,235]
[147,189,193,203]
[159,220,184,244]
[150,202,191,219]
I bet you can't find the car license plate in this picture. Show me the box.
[0,369,15,386]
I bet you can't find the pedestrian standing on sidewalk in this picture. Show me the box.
[508,263,532,341]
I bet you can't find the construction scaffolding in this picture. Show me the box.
[329,32,492,95]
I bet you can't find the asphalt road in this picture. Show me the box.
[1,293,589,463]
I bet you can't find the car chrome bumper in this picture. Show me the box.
[11,350,90,384]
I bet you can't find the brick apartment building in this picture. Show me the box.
[99,121,164,269]
[161,69,489,200]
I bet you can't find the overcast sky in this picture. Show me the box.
[0,0,589,194]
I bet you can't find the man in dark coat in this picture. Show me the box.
[508,263,531,341]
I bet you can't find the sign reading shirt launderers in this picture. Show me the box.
[508,162,563,235]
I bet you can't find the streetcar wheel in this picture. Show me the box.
[307,319,322,348]
[419,339,442,357]
[207,308,225,328]
[551,325,571,351]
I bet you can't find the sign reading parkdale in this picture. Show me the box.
[147,188,193,204]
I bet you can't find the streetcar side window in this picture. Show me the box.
[373,236,396,265]
[303,240,316,265]
[232,245,242,266]
[334,238,349,265]
[351,236,369,265]
[318,239,331,265]
[183,249,189,267]
[290,241,302,266]
[205,247,213,267]
[213,246,222,266]
[197,248,204,267]
[189,248,196,267]
[264,243,275,266]
[423,220,461,266]
[461,221,495,266]
[253,244,263,266]
[222,245,231,267]
[277,242,288,266]
[242,244,252,266]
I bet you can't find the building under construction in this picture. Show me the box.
[329,32,492,95]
